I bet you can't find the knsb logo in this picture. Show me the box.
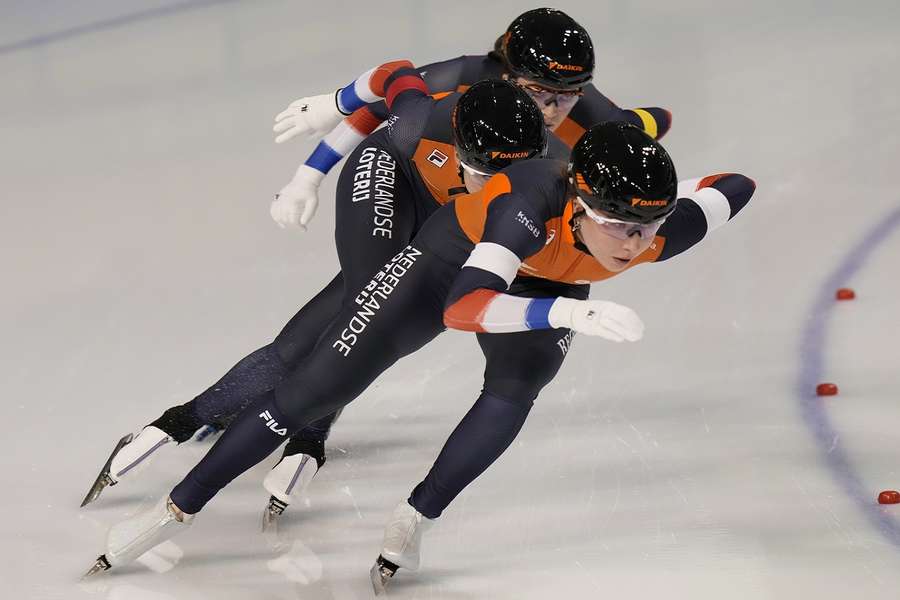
[490,151,530,159]
[547,61,584,72]
[631,197,668,207]
[259,410,288,436]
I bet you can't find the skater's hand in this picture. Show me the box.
[270,165,324,230]
[273,91,345,143]
[548,298,644,342]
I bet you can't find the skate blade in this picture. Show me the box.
[261,496,288,533]
[261,507,279,534]
[81,555,111,579]
[80,433,134,507]
[370,555,399,596]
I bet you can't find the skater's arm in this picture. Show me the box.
[443,246,642,340]
[270,61,429,229]
[294,61,429,177]
[288,55,468,174]
[443,179,593,335]
[442,175,549,333]
[654,173,756,261]
[581,85,672,139]
[622,106,672,140]
[555,84,672,147]
[415,55,469,92]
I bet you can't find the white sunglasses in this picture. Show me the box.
[575,197,667,240]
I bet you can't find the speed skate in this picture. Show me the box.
[83,495,194,577]
[80,426,173,507]
[369,501,434,594]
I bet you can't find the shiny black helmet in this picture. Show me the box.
[499,8,594,91]
[452,79,548,174]
[569,122,678,223]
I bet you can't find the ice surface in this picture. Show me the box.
[3,1,900,598]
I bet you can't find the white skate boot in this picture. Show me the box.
[83,495,194,577]
[80,426,173,507]
[370,501,434,594]
[261,452,320,532]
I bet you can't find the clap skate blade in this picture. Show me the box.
[261,496,289,533]
[81,554,111,579]
[370,555,400,595]
[80,433,133,507]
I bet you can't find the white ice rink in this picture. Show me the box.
[3,1,900,598]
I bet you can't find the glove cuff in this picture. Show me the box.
[334,88,353,116]
[294,164,326,185]
[548,297,579,329]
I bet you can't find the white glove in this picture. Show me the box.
[270,165,325,230]
[548,298,644,342]
[273,91,346,144]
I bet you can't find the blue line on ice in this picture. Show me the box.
[0,0,239,55]
[797,206,900,547]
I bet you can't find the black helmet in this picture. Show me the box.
[569,122,678,223]
[500,8,594,91]
[452,79,548,174]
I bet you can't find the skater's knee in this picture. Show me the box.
[483,362,558,405]
[476,387,536,415]
[272,334,307,371]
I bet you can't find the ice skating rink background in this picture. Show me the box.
[3,1,900,598]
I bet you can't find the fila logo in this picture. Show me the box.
[490,150,530,159]
[631,197,668,207]
[547,61,584,72]
[545,229,556,246]
[259,410,288,436]
[426,149,449,167]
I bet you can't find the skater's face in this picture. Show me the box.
[504,74,582,130]
[573,202,657,272]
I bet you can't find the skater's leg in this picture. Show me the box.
[171,390,298,514]
[409,287,583,518]
[370,320,578,583]
[408,388,533,519]
[181,272,347,434]
[283,134,418,443]
[182,139,417,460]
[79,275,347,506]
[369,325,575,587]
[163,344,289,439]
[260,411,338,526]
[149,132,414,446]
[170,245,452,514]
[266,133,419,511]
[272,273,345,368]
[332,132,417,295]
